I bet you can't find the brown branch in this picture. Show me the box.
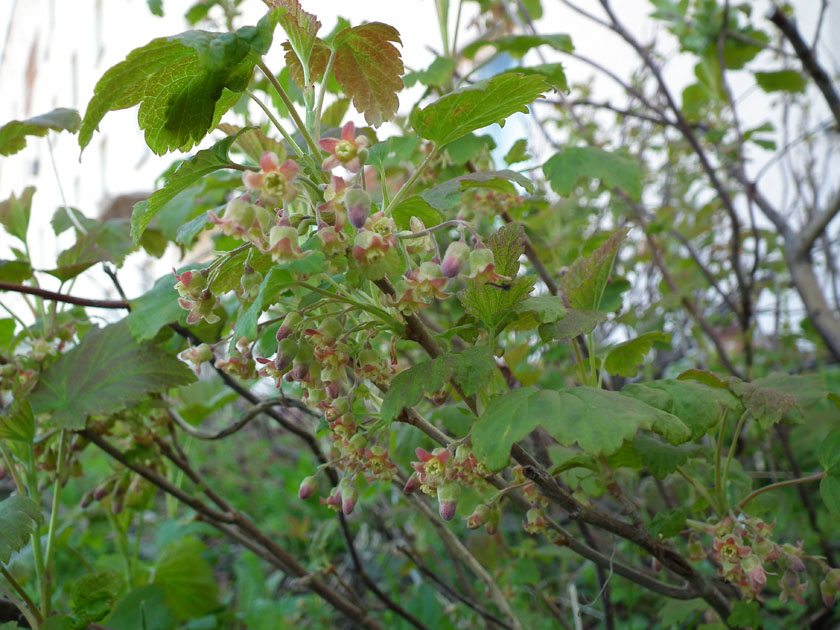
[0,282,129,309]
[769,8,840,131]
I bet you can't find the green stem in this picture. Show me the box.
[435,0,450,57]
[1,564,43,626]
[676,466,719,516]
[571,337,588,385]
[713,408,729,505]
[257,59,322,157]
[0,441,26,495]
[451,0,464,59]
[722,410,749,493]
[737,471,826,512]
[245,89,304,158]
[313,48,338,142]
[24,444,47,618]
[384,146,438,215]
[105,509,133,588]
[294,281,400,329]
[0,302,34,340]
[0,577,40,629]
[42,430,67,617]
[586,332,596,386]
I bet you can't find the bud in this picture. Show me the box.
[345,187,372,229]
[403,473,421,494]
[466,503,490,529]
[356,147,369,167]
[239,265,263,301]
[275,338,299,371]
[80,489,94,508]
[93,478,116,501]
[437,482,460,521]
[298,475,318,500]
[226,196,256,228]
[349,433,367,452]
[317,317,343,345]
[339,480,358,515]
[276,312,302,341]
[441,240,470,278]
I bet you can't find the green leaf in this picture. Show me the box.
[658,599,708,626]
[403,56,455,88]
[332,22,404,126]
[79,17,277,155]
[473,386,690,470]
[818,427,840,470]
[391,196,445,231]
[622,379,738,439]
[0,187,35,243]
[147,0,163,16]
[0,260,33,283]
[320,98,351,128]
[459,223,535,328]
[130,130,247,243]
[411,73,548,146]
[39,617,73,630]
[727,601,761,628]
[461,34,573,60]
[175,212,211,246]
[30,320,196,429]
[420,170,534,211]
[70,572,124,624]
[543,147,642,201]
[0,399,34,442]
[538,308,607,341]
[153,536,219,620]
[443,133,496,166]
[632,433,696,478]
[604,331,670,378]
[127,270,192,341]
[0,495,44,563]
[511,63,568,92]
[821,470,840,516]
[754,70,807,94]
[472,387,553,470]
[232,268,294,342]
[729,379,798,430]
[0,108,80,156]
[105,585,175,630]
[560,228,628,311]
[504,138,531,165]
[0,319,14,347]
[44,232,113,282]
[649,507,687,538]
[546,387,690,456]
[380,347,495,422]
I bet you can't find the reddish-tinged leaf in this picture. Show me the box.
[560,228,628,311]
[333,23,404,126]
[282,39,331,88]
[265,0,321,73]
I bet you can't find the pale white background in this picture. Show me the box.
[0,0,836,314]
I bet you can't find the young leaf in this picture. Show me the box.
[0,399,35,442]
[104,585,175,630]
[411,73,548,146]
[0,495,44,563]
[282,39,332,88]
[420,170,534,211]
[71,572,124,625]
[543,146,642,201]
[403,56,456,88]
[649,507,687,538]
[332,22,405,126]
[604,331,670,378]
[459,223,535,328]
[44,232,113,282]
[504,138,531,165]
[391,197,445,231]
[515,296,567,323]
[560,228,628,311]
[0,187,35,243]
[0,260,34,283]
[821,470,840,516]
[29,320,196,430]
[130,130,248,242]
[461,33,573,60]
[0,108,80,156]
[79,15,277,155]
[380,347,495,422]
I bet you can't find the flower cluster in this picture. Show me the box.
[174,268,220,325]
[403,445,491,520]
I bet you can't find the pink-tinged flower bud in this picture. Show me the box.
[821,578,837,607]
[276,312,302,341]
[298,475,318,500]
[325,380,341,399]
[651,558,663,572]
[226,197,256,228]
[93,479,116,501]
[437,483,460,521]
[345,187,372,229]
[239,265,263,302]
[349,433,367,452]
[274,338,298,372]
[441,240,470,278]
[80,489,94,508]
[466,503,490,529]
[322,487,342,511]
[404,473,421,494]
[339,480,358,515]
